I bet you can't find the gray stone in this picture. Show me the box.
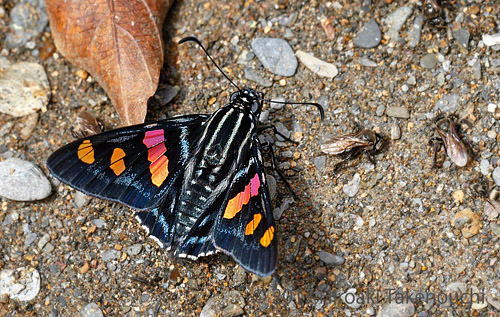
[384,6,413,42]
[80,303,103,317]
[357,57,378,67]
[343,173,361,197]
[420,54,438,69]
[377,303,415,317]
[5,0,48,48]
[353,19,382,48]
[471,59,481,80]
[273,197,294,221]
[244,66,272,87]
[386,107,410,119]
[270,97,286,110]
[74,191,91,208]
[91,219,106,228]
[407,14,424,48]
[376,105,386,116]
[296,51,338,79]
[318,251,345,265]
[0,267,40,301]
[446,281,467,293]
[43,242,55,253]
[390,124,401,140]
[493,167,500,186]
[0,61,50,117]
[480,159,492,176]
[454,28,470,50]
[266,174,277,201]
[0,158,51,201]
[38,233,50,250]
[314,156,327,171]
[251,38,297,77]
[434,94,460,112]
[482,33,500,46]
[101,250,120,262]
[125,244,143,256]
[341,289,361,309]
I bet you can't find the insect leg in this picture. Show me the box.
[260,141,298,199]
[258,125,299,145]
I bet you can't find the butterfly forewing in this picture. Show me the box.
[47,114,209,210]
[212,139,277,276]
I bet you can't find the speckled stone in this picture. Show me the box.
[0,158,52,201]
[353,19,381,48]
[251,37,297,77]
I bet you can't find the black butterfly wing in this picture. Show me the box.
[47,114,210,211]
[211,137,277,276]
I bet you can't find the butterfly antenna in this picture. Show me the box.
[179,36,241,91]
[260,98,325,120]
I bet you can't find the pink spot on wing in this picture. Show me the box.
[143,129,164,148]
[250,173,260,196]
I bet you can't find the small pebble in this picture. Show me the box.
[482,33,500,46]
[343,173,361,197]
[390,123,401,140]
[80,303,104,317]
[487,103,497,113]
[376,105,385,116]
[341,289,361,309]
[270,97,286,110]
[125,244,143,256]
[453,28,470,50]
[480,159,492,176]
[386,107,410,119]
[244,66,272,87]
[0,61,50,117]
[74,191,91,208]
[0,158,52,201]
[357,57,378,67]
[353,19,381,48]
[318,251,345,266]
[384,6,413,42]
[313,156,326,171]
[0,268,40,301]
[296,50,338,79]
[5,0,48,48]
[407,14,424,48]
[377,303,415,317]
[434,94,460,112]
[251,37,297,77]
[420,54,438,69]
[492,167,500,186]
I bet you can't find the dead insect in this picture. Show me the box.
[321,129,385,169]
[428,114,469,168]
[423,0,444,25]
[72,110,106,138]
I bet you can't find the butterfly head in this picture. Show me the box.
[230,87,262,116]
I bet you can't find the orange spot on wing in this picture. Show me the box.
[245,214,262,235]
[110,148,126,176]
[149,155,169,187]
[260,226,274,247]
[223,174,261,219]
[77,140,94,164]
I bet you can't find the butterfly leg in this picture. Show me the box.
[258,125,299,145]
[260,141,298,199]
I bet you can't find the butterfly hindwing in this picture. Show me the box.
[47,114,209,210]
[212,138,277,276]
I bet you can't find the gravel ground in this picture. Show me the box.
[1,0,500,316]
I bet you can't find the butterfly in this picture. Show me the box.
[47,37,323,276]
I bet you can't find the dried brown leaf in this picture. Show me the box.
[46,0,174,125]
